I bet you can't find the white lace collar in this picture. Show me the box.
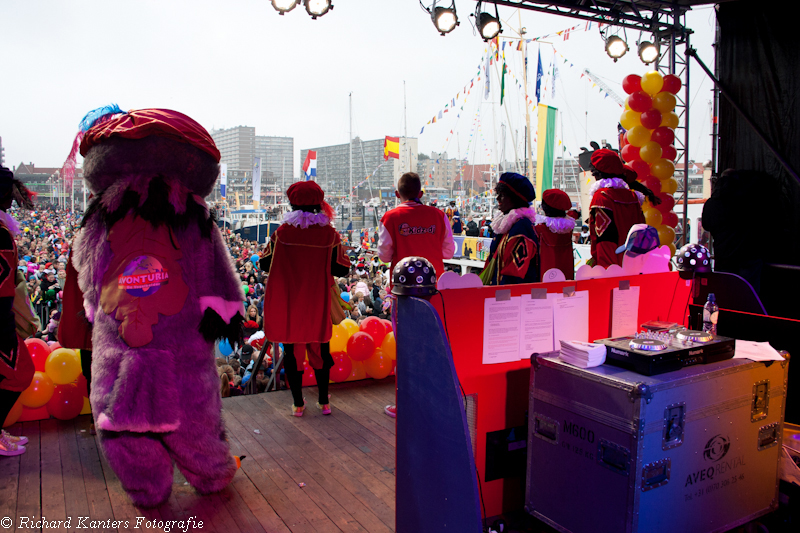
[282,210,331,229]
[589,177,645,205]
[0,210,20,236]
[491,207,537,235]
[535,214,576,234]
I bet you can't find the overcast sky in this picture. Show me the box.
[1,0,717,178]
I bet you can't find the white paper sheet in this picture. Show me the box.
[733,340,785,362]
[483,297,523,364]
[548,291,589,343]
[519,295,555,358]
[611,286,640,337]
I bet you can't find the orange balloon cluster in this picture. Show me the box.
[300,317,396,387]
[620,71,682,256]
[3,339,89,428]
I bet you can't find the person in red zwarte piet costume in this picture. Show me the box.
[588,149,646,268]
[259,180,350,417]
[535,188,576,280]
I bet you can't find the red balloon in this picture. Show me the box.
[75,373,88,397]
[329,352,353,383]
[347,332,376,361]
[640,109,663,130]
[25,338,50,372]
[662,211,679,228]
[48,342,62,352]
[46,383,84,420]
[359,317,387,345]
[381,319,393,333]
[661,74,682,94]
[629,160,650,179]
[622,74,642,94]
[661,144,677,161]
[620,144,640,163]
[627,91,653,113]
[642,176,662,195]
[651,127,675,147]
[655,193,676,213]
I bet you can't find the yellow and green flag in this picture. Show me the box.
[535,104,557,200]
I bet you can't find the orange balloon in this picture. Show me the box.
[2,399,23,428]
[660,112,680,129]
[626,125,651,147]
[668,243,677,257]
[644,208,663,227]
[380,332,396,360]
[364,349,393,380]
[650,159,676,180]
[652,92,676,113]
[658,225,676,245]
[661,178,679,195]
[346,360,367,382]
[19,371,55,408]
[639,141,663,163]
[619,110,642,130]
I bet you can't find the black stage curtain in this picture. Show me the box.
[717,1,800,266]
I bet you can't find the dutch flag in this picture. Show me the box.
[303,150,317,181]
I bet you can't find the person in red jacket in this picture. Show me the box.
[535,189,575,280]
[377,172,455,280]
[588,150,646,268]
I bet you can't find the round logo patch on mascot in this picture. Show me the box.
[118,255,169,296]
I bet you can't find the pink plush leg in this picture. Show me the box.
[162,419,236,495]
[97,430,173,507]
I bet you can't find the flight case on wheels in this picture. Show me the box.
[525,354,789,533]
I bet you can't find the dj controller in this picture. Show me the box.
[594,329,735,376]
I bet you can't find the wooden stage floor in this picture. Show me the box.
[0,378,398,533]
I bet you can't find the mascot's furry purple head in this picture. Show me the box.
[67,106,244,507]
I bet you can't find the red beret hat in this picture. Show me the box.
[80,109,220,162]
[287,181,325,206]
[590,149,625,175]
[622,165,638,182]
[542,189,572,211]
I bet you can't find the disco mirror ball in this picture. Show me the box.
[391,256,438,296]
[674,243,712,279]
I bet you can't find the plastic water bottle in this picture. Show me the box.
[702,293,718,335]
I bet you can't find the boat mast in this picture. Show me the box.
[349,92,353,223]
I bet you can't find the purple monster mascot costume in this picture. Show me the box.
[63,106,245,507]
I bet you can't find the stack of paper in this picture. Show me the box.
[559,340,607,368]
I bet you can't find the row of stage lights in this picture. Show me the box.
[270,0,332,19]
[425,1,660,65]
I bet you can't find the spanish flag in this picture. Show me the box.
[384,136,400,160]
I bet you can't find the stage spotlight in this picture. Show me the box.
[304,0,332,19]
[271,0,298,15]
[638,41,659,64]
[605,35,629,62]
[476,6,501,41]
[432,5,458,35]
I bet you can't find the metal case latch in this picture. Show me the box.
[757,422,779,451]
[751,380,770,422]
[662,402,686,450]
[597,439,631,476]
[641,459,671,492]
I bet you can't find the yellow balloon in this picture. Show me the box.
[639,141,663,163]
[626,125,651,147]
[644,208,663,227]
[641,71,664,95]
[658,225,676,245]
[624,100,631,111]
[661,178,679,194]
[380,332,396,360]
[668,243,677,257]
[660,112,680,129]
[45,348,82,385]
[650,159,676,180]
[19,371,55,408]
[619,109,642,130]
[81,397,92,415]
[340,318,359,338]
[329,325,348,353]
[347,360,367,382]
[652,92,676,113]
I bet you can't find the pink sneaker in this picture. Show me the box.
[384,405,396,418]
[1,430,28,446]
[291,404,305,417]
[316,402,332,415]
[0,433,26,457]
